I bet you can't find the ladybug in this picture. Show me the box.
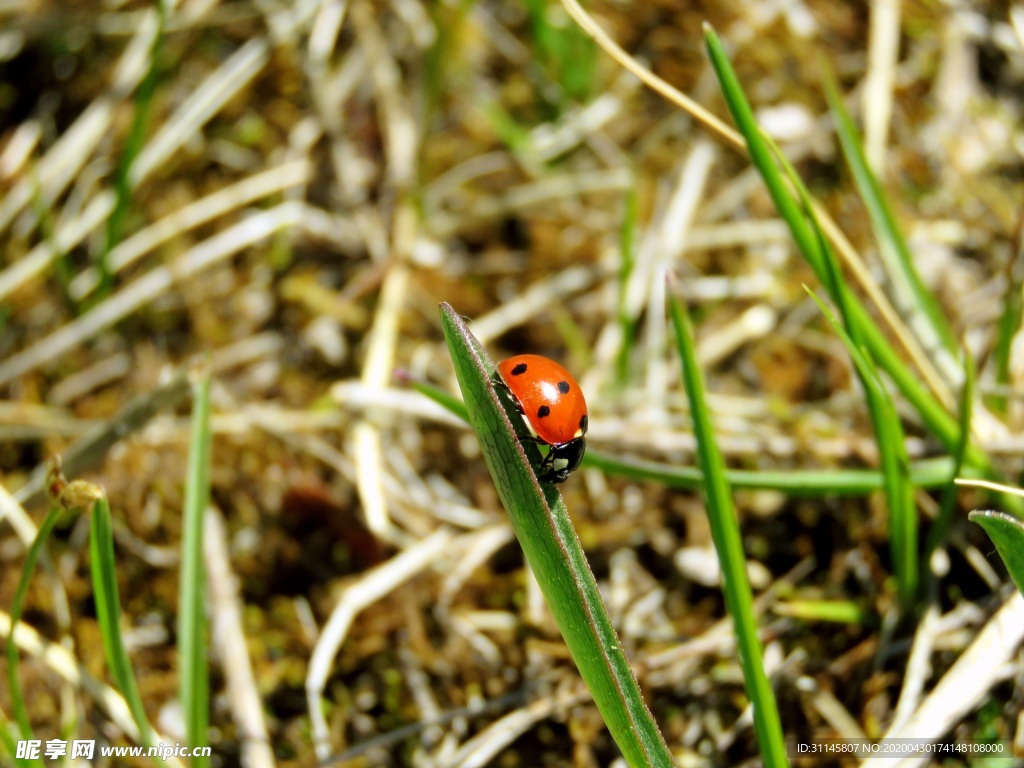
[494,355,588,484]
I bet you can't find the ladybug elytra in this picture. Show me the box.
[494,354,588,484]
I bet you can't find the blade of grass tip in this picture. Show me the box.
[7,505,63,753]
[968,509,1024,598]
[926,351,975,567]
[439,303,674,768]
[667,285,789,768]
[180,369,212,767]
[701,25,999,490]
[778,141,918,607]
[823,67,957,356]
[90,493,155,749]
[410,375,964,495]
[805,287,918,607]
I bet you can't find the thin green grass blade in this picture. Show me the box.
[0,712,20,763]
[93,0,167,302]
[553,307,592,368]
[823,69,957,355]
[926,352,975,566]
[773,599,873,625]
[440,303,673,768]
[7,505,62,757]
[524,0,595,105]
[777,148,918,608]
[805,287,918,607]
[409,377,470,421]
[90,494,155,749]
[969,510,1024,598]
[667,287,788,768]
[701,26,983,475]
[179,370,212,768]
[990,231,1024,415]
[483,103,534,157]
[616,184,638,385]
[410,377,966,494]
[582,452,953,496]
[28,179,72,306]
[703,24,1024,516]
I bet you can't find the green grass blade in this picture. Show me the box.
[524,0,595,106]
[180,370,212,767]
[701,24,1024,515]
[583,451,954,496]
[926,352,975,566]
[702,28,966,464]
[667,287,788,768]
[990,232,1024,414]
[409,377,968,494]
[90,494,155,749]
[7,505,62,755]
[777,147,918,608]
[969,510,1024,598]
[440,302,673,768]
[823,69,957,355]
[804,286,918,607]
[773,599,873,625]
[93,0,167,302]
[616,183,639,385]
[0,711,20,763]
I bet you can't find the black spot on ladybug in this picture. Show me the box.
[537,405,551,418]
[579,414,588,432]
[557,380,570,394]
[511,363,528,376]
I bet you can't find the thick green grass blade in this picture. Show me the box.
[410,377,967,494]
[969,510,1024,598]
[90,494,155,749]
[440,303,673,768]
[179,370,212,768]
[823,70,957,356]
[7,505,62,762]
[667,287,788,768]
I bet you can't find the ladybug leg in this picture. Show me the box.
[536,445,554,471]
[535,450,559,484]
[515,434,555,479]
[491,372,525,415]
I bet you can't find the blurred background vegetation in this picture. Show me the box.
[1,0,1023,766]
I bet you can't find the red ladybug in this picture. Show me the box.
[494,355,588,484]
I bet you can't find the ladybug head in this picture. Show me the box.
[539,437,586,484]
